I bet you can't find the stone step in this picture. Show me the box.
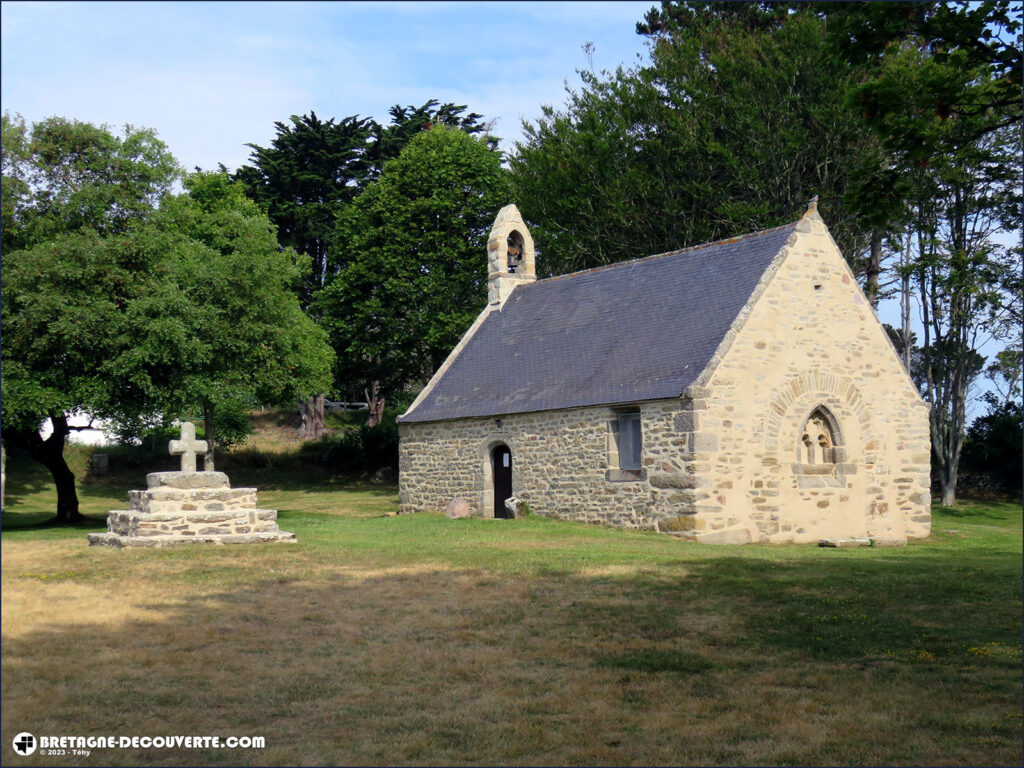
[88,530,297,548]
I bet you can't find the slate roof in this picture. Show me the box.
[399,221,799,423]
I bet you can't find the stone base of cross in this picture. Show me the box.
[169,421,208,472]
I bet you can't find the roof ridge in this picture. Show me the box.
[532,219,800,286]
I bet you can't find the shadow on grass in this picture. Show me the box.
[1,511,107,533]
[2,545,1020,766]
[934,500,1022,525]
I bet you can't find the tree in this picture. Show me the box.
[365,99,497,181]
[1,116,333,522]
[904,124,1019,505]
[511,3,889,279]
[959,396,1023,497]
[316,126,509,425]
[234,101,496,438]
[137,170,334,468]
[1,114,180,522]
[825,0,1022,166]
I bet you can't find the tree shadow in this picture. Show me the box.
[2,546,1020,765]
[0,512,107,533]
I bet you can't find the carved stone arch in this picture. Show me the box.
[762,372,878,466]
[487,205,535,280]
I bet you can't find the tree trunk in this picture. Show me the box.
[5,416,83,523]
[202,400,215,472]
[297,394,326,440]
[939,467,957,507]
[900,230,913,372]
[865,231,883,307]
[365,382,385,428]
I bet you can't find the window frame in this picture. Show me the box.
[606,407,645,482]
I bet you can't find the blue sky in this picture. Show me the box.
[2,0,1010,415]
[1,1,653,171]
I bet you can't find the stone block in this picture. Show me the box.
[504,496,530,518]
[690,526,750,545]
[673,412,699,433]
[692,433,718,452]
[870,537,907,547]
[661,514,699,532]
[445,497,473,519]
[818,538,871,548]
[91,453,109,475]
[649,473,704,490]
[147,471,230,490]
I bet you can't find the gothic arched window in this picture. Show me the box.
[795,406,844,487]
[801,410,836,465]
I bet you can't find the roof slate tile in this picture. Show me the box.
[400,221,798,423]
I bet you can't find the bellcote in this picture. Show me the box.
[487,204,535,305]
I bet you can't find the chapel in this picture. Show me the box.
[397,202,931,544]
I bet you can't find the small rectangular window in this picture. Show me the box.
[618,413,642,470]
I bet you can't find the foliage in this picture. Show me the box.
[233,100,497,436]
[902,121,1020,505]
[315,126,509,408]
[511,3,887,276]
[1,115,332,518]
[824,0,1022,167]
[365,99,498,182]
[233,112,374,299]
[960,396,1023,496]
[233,100,497,299]
[1,113,180,253]
[1,115,181,521]
[147,171,333,410]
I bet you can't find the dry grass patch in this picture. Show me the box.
[2,471,1021,766]
[3,523,1021,766]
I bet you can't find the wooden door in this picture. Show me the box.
[492,445,512,518]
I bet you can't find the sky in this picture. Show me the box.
[2,0,1009,424]
[1,0,654,172]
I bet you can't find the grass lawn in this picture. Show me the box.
[2,451,1021,766]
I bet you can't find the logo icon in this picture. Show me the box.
[13,733,37,756]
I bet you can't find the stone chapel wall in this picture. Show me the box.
[398,210,931,544]
[399,399,707,529]
[694,212,932,542]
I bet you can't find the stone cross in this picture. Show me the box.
[169,421,208,472]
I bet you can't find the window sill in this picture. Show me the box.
[606,468,646,483]
[793,464,844,489]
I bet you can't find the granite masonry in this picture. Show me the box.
[88,422,295,548]
[397,203,931,545]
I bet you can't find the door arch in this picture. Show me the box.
[491,444,513,518]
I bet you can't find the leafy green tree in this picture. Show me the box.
[234,111,374,301]
[316,126,509,424]
[1,118,332,522]
[1,114,180,522]
[904,124,1019,505]
[234,101,496,438]
[1,113,179,254]
[825,0,1022,166]
[511,4,888,279]
[365,99,497,181]
[134,170,334,469]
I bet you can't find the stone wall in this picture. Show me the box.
[690,210,931,543]
[400,399,707,530]
[399,210,931,544]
